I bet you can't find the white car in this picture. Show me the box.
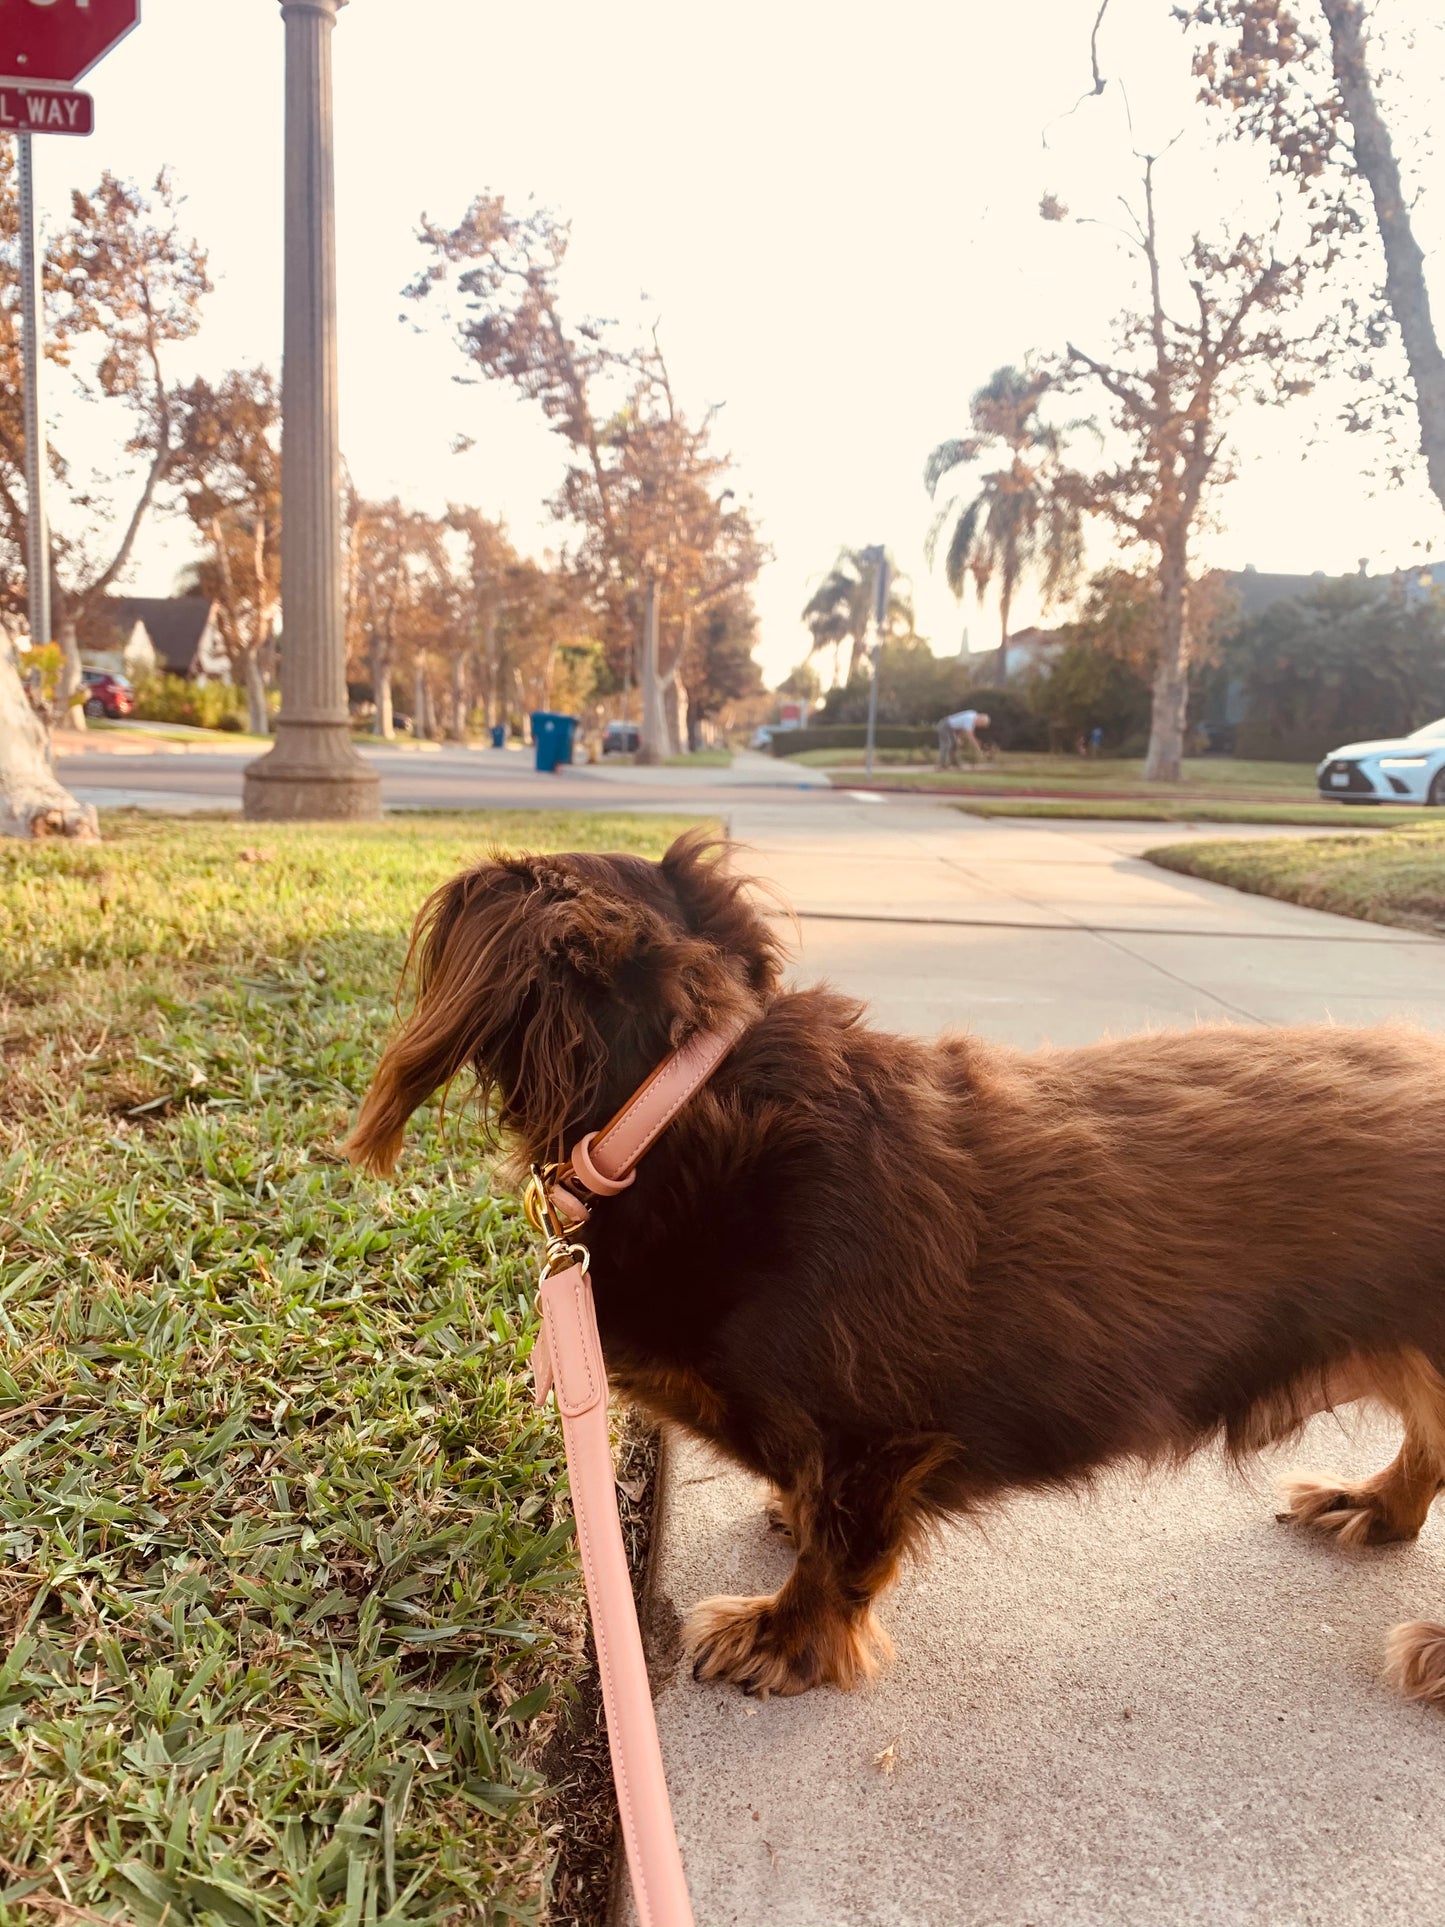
[1317,716,1445,806]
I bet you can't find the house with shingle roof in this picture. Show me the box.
[80,595,229,682]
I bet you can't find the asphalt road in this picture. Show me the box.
[56,741,846,815]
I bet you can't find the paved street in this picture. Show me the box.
[636,798,1445,1927]
[55,740,839,815]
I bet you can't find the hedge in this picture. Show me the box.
[769,724,936,757]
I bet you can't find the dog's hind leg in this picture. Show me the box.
[1282,1349,1445,1547]
[686,1437,953,1697]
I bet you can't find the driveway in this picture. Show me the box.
[632,799,1445,1927]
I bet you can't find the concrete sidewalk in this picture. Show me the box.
[630,802,1445,1927]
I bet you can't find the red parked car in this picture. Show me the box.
[81,669,135,719]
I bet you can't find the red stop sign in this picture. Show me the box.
[0,0,138,87]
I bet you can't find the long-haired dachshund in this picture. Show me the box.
[347,830,1445,1704]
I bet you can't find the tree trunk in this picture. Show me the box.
[665,605,693,756]
[244,649,271,737]
[637,577,665,765]
[1143,528,1191,782]
[370,636,394,738]
[447,650,470,742]
[661,666,686,757]
[57,611,86,730]
[1320,0,1445,517]
[995,577,1014,688]
[413,664,432,739]
[484,610,498,729]
[0,631,98,838]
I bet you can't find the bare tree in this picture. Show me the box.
[406,194,764,758]
[1062,157,1322,779]
[0,162,206,832]
[46,171,211,715]
[1181,0,1445,516]
[347,499,435,739]
[171,368,280,736]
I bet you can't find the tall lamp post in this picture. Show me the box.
[859,545,890,777]
[245,0,379,821]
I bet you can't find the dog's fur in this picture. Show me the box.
[347,831,1445,1704]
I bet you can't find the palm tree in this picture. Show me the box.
[802,548,914,685]
[925,365,1084,685]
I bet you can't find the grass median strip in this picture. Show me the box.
[1146,822,1445,936]
[0,811,701,1926]
[817,755,1320,796]
[953,799,1436,827]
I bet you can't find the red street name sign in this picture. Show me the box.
[0,84,91,133]
[0,0,138,87]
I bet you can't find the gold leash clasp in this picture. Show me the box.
[524,1164,591,1281]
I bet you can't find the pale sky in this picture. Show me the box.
[29,0,1445,682]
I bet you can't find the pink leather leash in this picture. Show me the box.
[523,1017,746,1927]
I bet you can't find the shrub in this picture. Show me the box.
[1024,644,1153,752]
[1223,578,1445,756]
[769,724,936,757]
[132,671,249,730]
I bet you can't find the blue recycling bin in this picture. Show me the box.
[530,711,579,773]
[490,724,506,749]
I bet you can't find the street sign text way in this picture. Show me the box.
[0,84,91,132]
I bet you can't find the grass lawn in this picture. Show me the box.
[818,755,1320,798]
[0,811,701,1925]
[88,722,272,750]
[1147,822,1445,935]
[953,798,1438,828]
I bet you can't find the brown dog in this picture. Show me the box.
[347,830,1445,1704]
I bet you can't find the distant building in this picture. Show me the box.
[1224,558,1444,620]
[958,625,1068,685]
[1207,559,1444,746]
[81,596,229,682]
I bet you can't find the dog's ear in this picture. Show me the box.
[345,855,700,1173]
[525,864,659,982]
[343,864,516,1174]
[346,837,785,1177]
[660,830,784,997]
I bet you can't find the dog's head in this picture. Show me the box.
[345,829,783,1174]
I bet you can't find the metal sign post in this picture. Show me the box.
[860,545,890,777]
[18,132,50,659]
[0,1,136,674]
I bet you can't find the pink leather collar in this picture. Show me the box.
[550,1016,747,1226]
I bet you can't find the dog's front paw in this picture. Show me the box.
[1279,1473,1422,1546]
[684,1592,889,1698]
[764,1490,797,1543]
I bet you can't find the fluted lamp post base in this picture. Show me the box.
[243,720,380,821]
